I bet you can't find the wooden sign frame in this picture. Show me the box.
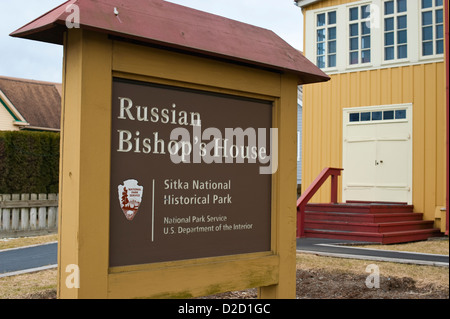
[57,29,297,299]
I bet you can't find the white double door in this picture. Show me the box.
[342,104,412,204]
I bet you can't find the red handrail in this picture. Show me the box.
[297,167,343,238]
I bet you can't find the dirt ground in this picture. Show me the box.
[203,269,449,300]
[23,265,448,300]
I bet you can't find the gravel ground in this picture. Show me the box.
[21,265,448,300]
[202,265,449,299]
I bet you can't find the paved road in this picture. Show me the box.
[0,238,447,277]
[0,242,57,277]
[297,238,449,267]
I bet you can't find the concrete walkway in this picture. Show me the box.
[0,242,57,278]
[297,237,449,267]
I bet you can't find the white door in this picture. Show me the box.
[342,104,412,204]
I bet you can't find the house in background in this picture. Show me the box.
[296,0,448,238]
[0,76,61,132]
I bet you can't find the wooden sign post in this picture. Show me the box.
[11,0,329,299]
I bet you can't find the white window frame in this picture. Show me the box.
[382,0,409,63]
[314,9,338,70]
[347,2,373,68]
[302,0,443,75]
[420,0,444,59]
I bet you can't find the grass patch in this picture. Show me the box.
[296,252,449,288]
[0,269,57,299]
[353,238,449,255]
[0,234,58,251]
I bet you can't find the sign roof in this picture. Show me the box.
[10,0,329,85]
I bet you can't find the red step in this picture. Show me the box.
[305,203,414,214]
[304,228,442,244]
[305,211,423,223]
[305,220,435,233]
[301,202,442,244]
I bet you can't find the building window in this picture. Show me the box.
[316,10,337,69]
[349,108,407,122]
[383,0,407,61]
[349,4,371,65]
[421,0,444,56]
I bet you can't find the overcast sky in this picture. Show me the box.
[0,0,304,83]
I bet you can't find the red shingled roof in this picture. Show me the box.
[10,0,329,85]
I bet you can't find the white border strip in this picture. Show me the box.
[318,243,450,257]
[0,264,57,278]
[0,241,57,253]
[297,249,448,267]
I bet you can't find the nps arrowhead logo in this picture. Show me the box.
[118,179,143,221]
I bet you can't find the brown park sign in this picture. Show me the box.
[109,78,274,267]
[11,0,329,298]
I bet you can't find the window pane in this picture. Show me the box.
[423,41,433,55]
[383,110,394,120]
[328,40,336,53]
[350,37,359,50]
[349,113,360,122]
[436,25,444,39]
[361,50,371,63]
[385,32,394,45]
[350,51,359,64]
[436,9,443,24]
[397,16,407,29]
[317,56,325,68]
[363,37,372,50]
[385,47,395,60]
[328,27,336,40]
[385,18,394,31]
[361,5,370,19]
[422,11,432,25]
[436,40,444,54]
[362,36,371,49]
[397,30,407,44]
[422,0,433,8]
[385,1,394,14]
[317,42,325,55]
[435,0,443,6]
[395,110,406,119]
[317,13,326,26]
[350,23,359,36]
[350,7,358,21]
[362,22,371,35]
[328,54,336,67]
[372,112,382,121]
[422,26,433,41]
[328,11,336,25]
[397,0,407,13]
[361,112,371,121]
[398,45,407,58]
[317,29,326,42]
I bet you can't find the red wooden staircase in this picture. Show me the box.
[297,168,442,244]
[303,202,442,244]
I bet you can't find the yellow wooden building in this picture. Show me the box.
[296,0,448,233]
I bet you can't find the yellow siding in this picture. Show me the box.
[302,62,447,222]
